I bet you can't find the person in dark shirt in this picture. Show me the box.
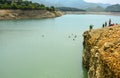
[109,19,111,26]
[102,24,105,28]
[105,22,107,27]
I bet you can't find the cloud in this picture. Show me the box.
[84,0,120,4]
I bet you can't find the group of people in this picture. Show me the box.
[102,19,118,28]
[89,19,119,31]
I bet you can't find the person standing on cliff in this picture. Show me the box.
[105,22,107,27]
[109,19,111,26]
[102,24,105,28]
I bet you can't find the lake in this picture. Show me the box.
[0,14,120,78]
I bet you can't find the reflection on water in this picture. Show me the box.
[0,14,120,78]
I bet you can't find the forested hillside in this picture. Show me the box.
[0,0,55,11]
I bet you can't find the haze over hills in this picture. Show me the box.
[106,4,120,12]
[30,0,110,9]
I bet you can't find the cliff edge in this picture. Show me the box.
[0,10,63,20]
[83,25,120,78]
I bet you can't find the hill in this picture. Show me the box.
[33,0,110,9]
[106,4,120,12]
[86,6,105,12]
[0,0,63,20]
[0,0,56,11]
[56,7,86,12]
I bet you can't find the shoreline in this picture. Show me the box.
[63,11,120,16]
[0,10,120,20]
[0,10,63,20]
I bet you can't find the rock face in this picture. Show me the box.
[0,10,63,20]
[83,25,120,78]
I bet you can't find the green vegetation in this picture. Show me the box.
[0,0,55,11]
[89,25,93,31]
[105,4,120,12]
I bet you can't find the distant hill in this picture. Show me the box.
[56,7,86,12]
[86,6,105,12]
[33,0,110,9]
[106,4,120,12]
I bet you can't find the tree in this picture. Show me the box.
[0,0,56,11]
[11,2,18,9]
[89,25,94,31]
[51,6,55,11]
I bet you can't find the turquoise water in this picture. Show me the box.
[0,14,120,78]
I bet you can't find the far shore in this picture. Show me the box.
[0,9,120,20]
[63,11,120,16]
[0,10,63,20]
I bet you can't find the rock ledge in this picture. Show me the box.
[83,25,120,78]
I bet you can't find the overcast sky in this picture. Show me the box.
[30,0,120,4]
[84,0,120,4]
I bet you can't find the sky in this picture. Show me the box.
[30,0,120,4]
[84,0,120,4]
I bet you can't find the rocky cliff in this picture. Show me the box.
[0,10,63,20]
[83,25,120,78]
